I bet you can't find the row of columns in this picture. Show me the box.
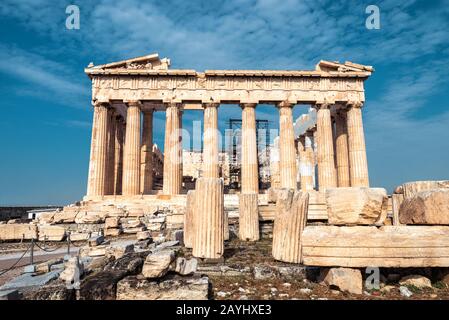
[87,100,367,197]
[87,101,162,197]
[297,103,369,191]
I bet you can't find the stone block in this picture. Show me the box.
[38,225,66,241]
[0,223,38,241]
[116,275,209,300]
[326,187,388,225]
[399,275,432,288]
[319,267,362,295]
[104,228,122,237]
[104,217,120,229]
[136,231,151,241]
[402,180,449,199]
[142,250,175,279]
[399,189,449,225]
[175,257,198,276]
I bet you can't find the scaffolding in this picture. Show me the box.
[225,119,271,190]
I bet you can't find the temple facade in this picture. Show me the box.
[84,53,372,200]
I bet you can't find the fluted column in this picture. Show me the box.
[87,102,109,197]
[141,109,154,194]
[203,103,219,178]
[240,103,259,194]
[122,101,141,196]
[335,109,351,187]
[298,135,314,191]
[113,117,125,195]
[278,102,297,189]
[316,104,337,190]
[163,104,182,195]
[192,178,224,259]
[105,108,116,195]
[347,102,369,187]
[304,131,316,190]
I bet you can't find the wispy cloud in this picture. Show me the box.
[0,44,89,108]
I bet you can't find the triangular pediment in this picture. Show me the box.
[86,53,170,71]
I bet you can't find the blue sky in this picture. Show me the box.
[0,0,448,205]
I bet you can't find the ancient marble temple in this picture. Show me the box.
[84,53,372,200]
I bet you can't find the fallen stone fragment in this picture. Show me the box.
[399,286,413,297]
[77,270,127,300]
[104,228,122,237]
[105,217,120,229]
[35,258,63,273]
[136,231,151,241]
[319,267,363,295]
[402,180,449,198]
[142,250,175,279]
[399,275,432,288]
[326,187,388,225]
[0,270,61,291]
[59,256,84,286]
[88,235,105,247]
[116,275,209,300]
[399,189,449,225]
[175,257,198,276]
[105,241,135,259]
[253,265,275,280]
[75,211,104,224]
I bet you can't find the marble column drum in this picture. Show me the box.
[122,102,142,196]
[347,103,369,187]
[203,103,219,178]
[316,104,337,190]
[278,103,297,189]
[86,103,109,197]
[240,103,259,194]
[335,110,351,187]
[141,109,154,194]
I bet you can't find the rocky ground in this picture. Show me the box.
[1,234,449,300]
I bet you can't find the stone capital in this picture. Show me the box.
[203,102,220,109]
[313,103,331,110]
[164,102,183,109]
[347,101,364,109]
[276,101,294,109]
[124,100,142,108]
[92,100,110,108]
[240,103,257,109]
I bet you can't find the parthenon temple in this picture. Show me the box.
[84,53,372,199]
[3,52,449,300]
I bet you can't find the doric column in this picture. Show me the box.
[305,131,316,190]
[203,103,219,178]
[122,101,142,196]
[298,135,314,191]
[141,109,154,194]
[315,104,337,190]
[240,103,259,194]
[113,116,125,195]
[86,102,109,197]
[335,109,351,187]
[105,108,116,195]
[346,102,369,187]
[278,102,297,189]
[163,103,182,195]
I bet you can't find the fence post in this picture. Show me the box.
[67,232,71,257]
[30,238,34,265]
